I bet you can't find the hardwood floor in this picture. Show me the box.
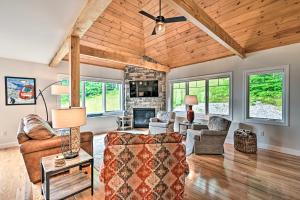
[1,140,300,200]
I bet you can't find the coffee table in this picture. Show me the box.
[40,149,93,200]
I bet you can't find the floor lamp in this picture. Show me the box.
[35,81,68,122]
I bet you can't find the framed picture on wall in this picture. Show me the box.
[5,76,36,105]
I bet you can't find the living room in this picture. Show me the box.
[1,0,300,200]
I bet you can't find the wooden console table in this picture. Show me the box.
[40,149,93,200]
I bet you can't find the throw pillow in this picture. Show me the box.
[207,116,231,131]
[23,114,55,140]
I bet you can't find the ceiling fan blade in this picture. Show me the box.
[165,16,187,23]
[152,27,156,35]
[139,11,156,21]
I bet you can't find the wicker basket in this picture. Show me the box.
[234,129,257,153]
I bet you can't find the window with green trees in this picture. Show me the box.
[106,83,121,111]
[85,81,103,114]
[208,77,230,115]
[189,80,206,114]
[246,70,285,121]
[60,80,84,108]
[172,82,186,111]
[59,78,123,115]
[171,73,232,116]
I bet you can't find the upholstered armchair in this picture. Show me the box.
[100,132,189,199]
[186,116,231,155]
[149,111,175,134]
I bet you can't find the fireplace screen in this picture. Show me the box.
[133,108,155,128]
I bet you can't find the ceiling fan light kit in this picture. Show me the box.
[139,0,187,35]
[155,22,165,34]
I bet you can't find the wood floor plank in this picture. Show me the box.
[1,139,300,200]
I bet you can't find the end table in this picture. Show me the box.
[40,149,93,200]
[179,121,200,135]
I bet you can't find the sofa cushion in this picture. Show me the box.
[105,132,183,146]
[23,114,55,140]
[207,116,231,131]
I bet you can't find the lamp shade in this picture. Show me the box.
[52,107,86,128]
[51,85,69,96]
[185,95,198,105]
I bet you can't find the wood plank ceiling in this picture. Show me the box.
[79,0,300,70]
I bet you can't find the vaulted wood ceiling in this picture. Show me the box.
[68,0,300,71]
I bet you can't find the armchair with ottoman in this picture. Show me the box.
[186,116,231,155]
[17,114,93,183]
[149,111,176,134]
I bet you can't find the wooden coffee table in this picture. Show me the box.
[40,149,93,200]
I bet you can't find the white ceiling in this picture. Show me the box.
[0,0,86,64]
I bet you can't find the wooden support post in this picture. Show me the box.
[69,35,81,153]
[70,35,81,107]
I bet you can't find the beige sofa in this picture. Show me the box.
[17,118,93,183]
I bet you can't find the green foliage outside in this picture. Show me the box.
[60,80,121,113]
[208,78,230,103]
[172,78,230,110]
[172,73,283,110]
[249,72,283,107]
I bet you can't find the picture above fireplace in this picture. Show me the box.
[129,80,158,98]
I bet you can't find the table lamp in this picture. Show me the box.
[52,107,86,159]
[185,95,198,123]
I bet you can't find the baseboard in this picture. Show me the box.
[225,139,300,157]
[0,141,19,149]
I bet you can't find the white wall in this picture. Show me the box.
[167,43,300,156]
[0,58,123,148]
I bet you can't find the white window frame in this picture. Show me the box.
[170,72,233,120]
[243,65,289,126]
[57,74,124,117]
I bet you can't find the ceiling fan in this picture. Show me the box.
[139,0,187,35]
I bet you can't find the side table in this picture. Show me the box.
[40,149,93,200]
[179,121,200,135]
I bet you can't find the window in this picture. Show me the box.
[171,73,232,117]
[208,77,230,115]
[189,80,205,114]
[85,81,103,114]
[60,79,69,108]
[59,77,123,116]
[172,82,186,111]
[105,83,121,112]
[60,80,84,108]
[244,66,289,125]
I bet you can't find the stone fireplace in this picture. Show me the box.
[124,66,166,116]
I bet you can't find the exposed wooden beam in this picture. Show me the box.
[80,45,170,72]
[49,0,112,67]
[165,0,245,58]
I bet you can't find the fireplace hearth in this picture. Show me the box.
[133,108,155,128]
